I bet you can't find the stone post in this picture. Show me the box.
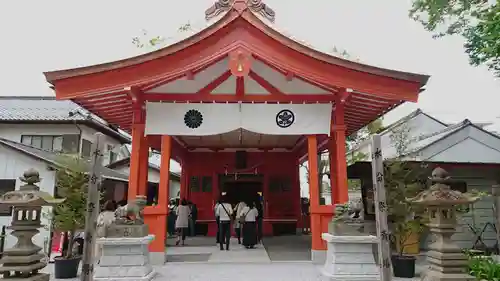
[0,169,64,281]
[408,167,477,281]
[81,133,105,281]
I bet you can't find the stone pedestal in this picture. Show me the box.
[321,233,380,281]
[94,235,156,281]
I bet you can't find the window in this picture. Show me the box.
[0,179,15,216]
[81,139,92,157]
[201,176,212,193]
[61,135,79,154]
[189,176,200,192]
[107,145,117,163]
[21,135,64,152]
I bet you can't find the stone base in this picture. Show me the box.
[321,233,380,281]
[311,250,326,264]
[149,252,166,265]
[1,273,49,281]
[94,235,156,281]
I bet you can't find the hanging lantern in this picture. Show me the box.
[229,49,252,77]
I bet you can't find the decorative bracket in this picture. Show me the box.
[205,0,275,22]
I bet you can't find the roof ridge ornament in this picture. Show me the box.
[205,0,275,23]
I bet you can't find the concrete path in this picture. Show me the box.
[208,239,270,263]
[166,237,270,263]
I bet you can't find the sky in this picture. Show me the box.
[0,0,499,128]
[0,0,499,183]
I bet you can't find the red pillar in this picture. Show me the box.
[331,101,349,204]
[143,135,170,257]
[138,136,149,196]
[128,106,147,201]
[307,135,322,251]
[158,136,171,206]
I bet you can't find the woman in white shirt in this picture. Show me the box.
[239,201,259,249]
[175,199,191,246]
[215,196,233,250]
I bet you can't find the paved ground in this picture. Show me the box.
[45,235,425,280]
[166,237,271,263]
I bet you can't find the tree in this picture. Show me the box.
[409,0,500,76]
[51,155,90,259]
[383,124,429,255]
[346,118,385,165]
[132,23,193,50]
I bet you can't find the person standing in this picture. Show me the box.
[234,200,247,244]
[214,199,221,244]
[188,201,198,237]
[240,201,259,249]
[255,197,264,244]
[175,199,191,246]
[215,196,233,251]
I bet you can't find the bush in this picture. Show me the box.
[51,155,88,259]
[468,255,500,281]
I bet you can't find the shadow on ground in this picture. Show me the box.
[165,235,313,262]
[262,235,312,261]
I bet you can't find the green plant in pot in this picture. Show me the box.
[390,219,424,278]
[50,155,89,279]
[383,125,429,278]
[384,158,426,278]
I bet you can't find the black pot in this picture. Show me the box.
[391,255,416,278]
[54,256,81,279]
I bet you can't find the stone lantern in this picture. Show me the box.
[407,167,478,281]
[0,168,64,281]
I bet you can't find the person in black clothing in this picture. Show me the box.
[188,201,198,236]
[255,196,264,243]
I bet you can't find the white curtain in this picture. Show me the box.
[145,102,241,136]
[241,103,332,135]
[145,102,332,136]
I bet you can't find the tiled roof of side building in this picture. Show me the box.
[0,96,130,143]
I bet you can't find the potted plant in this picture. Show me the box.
[390,219,423,278]
[384,126,429,278]
[50,155,89,279]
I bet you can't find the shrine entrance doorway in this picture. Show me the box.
[222,180,263,207]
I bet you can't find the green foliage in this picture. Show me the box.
[346,118,384,165]
[51,155,89,259]
[132,23,193,50]
[409,0,500,76]
[384,125,429,255]
[467,255,500,281]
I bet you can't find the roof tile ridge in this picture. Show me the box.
[414,119,469,142]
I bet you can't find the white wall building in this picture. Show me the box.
[107,155,181,201]
[0,96,132,252]
[348,109,500,249]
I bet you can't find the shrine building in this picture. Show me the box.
[44,0,429,264]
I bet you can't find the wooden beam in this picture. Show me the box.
[197,70,232,96]
[236,76,245,98]
[143,93,335,103]
[248,70,285,95]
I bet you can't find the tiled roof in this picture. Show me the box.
[106,156,181,180]
[0,96,84,121]
[0,137,129,182]
[0,96,130,143]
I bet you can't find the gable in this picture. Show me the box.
[355,111,448,160]
[419,125,500,163]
